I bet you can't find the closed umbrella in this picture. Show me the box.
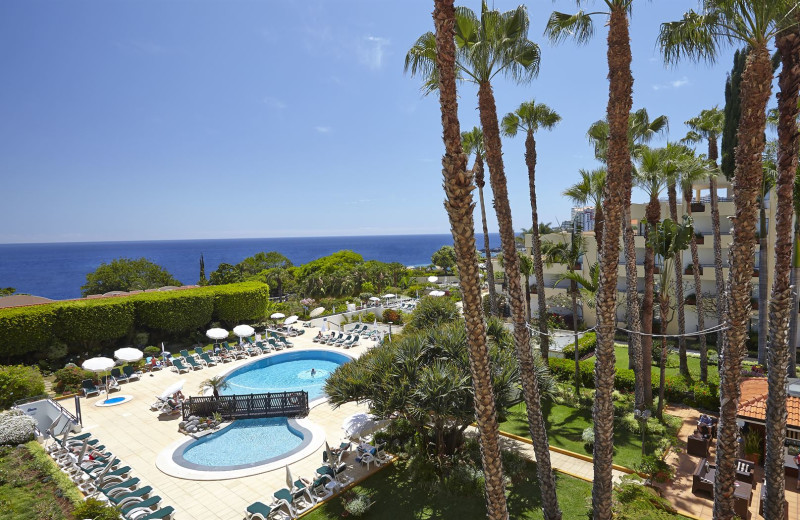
[325,441,337,468]
[160,380,185,400]
[206,328,228,341]
[77,438,89,463]
[285,465,295,490]
[114,347,143,363]
[233,325,255,338]
[321,319,328,333]
[284,316,298,325]
[309,307,325,318]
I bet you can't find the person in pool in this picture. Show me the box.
[311,368,316,377]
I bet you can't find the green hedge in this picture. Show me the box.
[56,299,135,346]
[135,290,215,333]
[560,332,597,359]
[0,282,270,360]
[0,306,57,358]
[547,358,719,409]
[213,282,271,322]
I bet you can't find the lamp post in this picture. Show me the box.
[634,409,651,457]
[388,322,393,341]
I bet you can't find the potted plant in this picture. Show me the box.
[743,429,763,465]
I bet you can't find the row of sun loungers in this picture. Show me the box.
[312,331,360,348]
[81,365,144,397]
[46,431,175,519]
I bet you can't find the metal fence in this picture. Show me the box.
[182,391,309,421]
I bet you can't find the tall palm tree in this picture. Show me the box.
[425,1,509,516]
[542,232,593,398]
[518,252,534,323]
[502,100,562,359]
[635,146,669,407]
[764,16,800,520]
[684,107,726,361]
[659,4,799,517]
[677,147,715,382]
[563,168,606,261]
[757,162,778,366]
[462,126,499,317]
[546,2,635,517]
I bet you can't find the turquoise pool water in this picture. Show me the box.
[102,397,126,404]
[221,350,350,400]
[181,417,305,468]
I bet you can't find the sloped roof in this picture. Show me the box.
[0,294,54,308]
[737,377,800,429]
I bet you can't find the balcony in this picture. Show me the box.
[691,202,706,213]
[685,265,703,276]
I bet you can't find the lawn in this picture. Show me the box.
[0,442,81,520]
[498,400,678,471]
[592,344,720,382]
[303,459,593,520]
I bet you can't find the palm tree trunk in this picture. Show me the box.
[642,196,660,407]
[525,274,532,323]
[714,45,773,520]
[790,233,799,378]
[526,131,550,360]
[657,291,669,419]
[594,202,604,252]
[477,81,561,520]
[685,189,708,382]
[572,283,581,398]
[592,8,632,520]
[624,178,644,410]
[758,201,769,366]
[477,164,499,317]
[431,3,508,518]
[668,183,689,376]
[709,172,727,358]
[764,25,799,520]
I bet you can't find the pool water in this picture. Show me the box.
[102,397,126,404]
[182,417,303,467]
[221,350,349,400]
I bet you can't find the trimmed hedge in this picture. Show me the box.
[560,332,597,359]
[213,282,271,322]
[0,306,57,357]
[547,358,719,409]
[56,299,135,346]
[0,282,270,360]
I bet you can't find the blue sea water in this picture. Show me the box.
[0,233,501,300]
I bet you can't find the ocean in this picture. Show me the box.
[0,234,502,301]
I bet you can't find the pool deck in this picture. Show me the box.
[72,329,376,519]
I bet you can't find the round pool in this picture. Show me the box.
[221,350,351,401]
[94,395,133,407]
[175,417,311,470]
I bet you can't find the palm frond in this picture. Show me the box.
[501,112,521,137]
[658,11,721,65]
[544,11,595,45]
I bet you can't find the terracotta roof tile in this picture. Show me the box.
[736,377,800,428]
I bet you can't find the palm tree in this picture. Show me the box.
[764,17,800,520]
[422,1,509,516]
[757,161,778,366]
[518,252,534,323]
[546,2,635,516]
[462,126,499,318]
[659,4,799,517]
[684,107,726,361]
[502,100,561,359]
[635,146,669,407]
[542,232,594,398]
[409,5,562,518]
[200,375,229,399]
[563,168,606,260]
[678,148,714,382]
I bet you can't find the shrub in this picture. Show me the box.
[0,305,57,358]
[617,412,640,434]
[382,308,404,324]
[214,282,271,322]
[582,427,595,450]
[0,409,36,445]
[561,332,597,359]
[362,312,376,323]
[56,299,135,351]
[342,490,374,517]
[135,290,214,333]
[0,365,46,409]
[53,365,94,395]
[72,498,122,520]
[443,464,485,497]
[407,296,459,331]
[143,346,161,358]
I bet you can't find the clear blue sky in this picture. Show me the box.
[0,1,753,244]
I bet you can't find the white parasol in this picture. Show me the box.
[428,276,439,283]
[206,328,228,341]
[369,296,380,302]
[113,347,143,363]
[342,413,391,439]
[284,315,299,325]
[430,290,446,297]
[270,312,286,319]
[309,307,325,318]
[82,357,115,373]
[233,325,255,338]
[160,380,185,400]
[383,294,395,299]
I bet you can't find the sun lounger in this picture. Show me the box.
[82,379,100,397]
[325,332,340,345]
[99,477,140,496]
[169,359,191,374]
[111,367,129,383]
[255,341,271,354]
[343,335,359,348]
[246,501,291,520]
[127,505,174,520]
[181,354,204,370]
[122,365,141,381]
[308,475,335,502]
[102,375,121,392]
[120,495,161,517]
[199,352,218,366]
[268,338,284,351]
[109,486,152,506]
[334,334,351,347]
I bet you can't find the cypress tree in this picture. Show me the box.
[721,48,746,180]
[199,254,207,285]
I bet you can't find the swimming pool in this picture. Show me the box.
[221,350,351,401]
[176,417,311,470]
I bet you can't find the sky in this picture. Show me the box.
[0,0,759,244]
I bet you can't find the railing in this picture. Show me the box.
[182,391,309,421]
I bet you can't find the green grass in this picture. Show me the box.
[302,459,593,520]
[0,441,80,520]
[592,344,720,382]
[499,401,659,470]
